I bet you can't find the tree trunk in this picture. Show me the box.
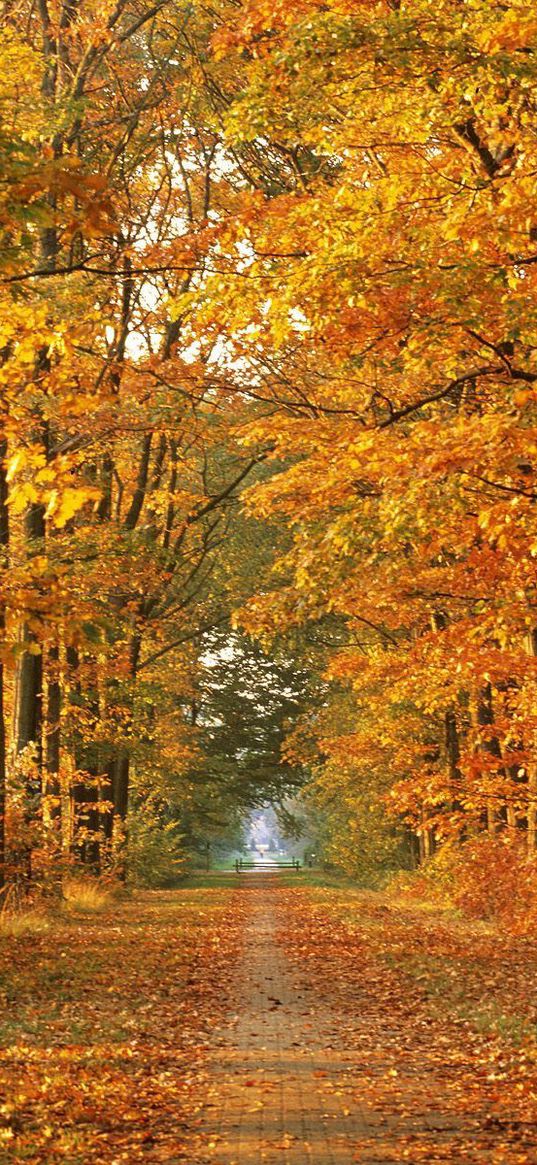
[476,682,503,834]
[45,644,61,814]
[15,357,49,861]
[71,773,101,872]
[0,441,8,888]
[106,630,142,879]
[16,497,46,798]
[526,630,537,853]
[8,359,48,885]
[42,641,62,890]
[432,614,464,831]
[445,709,460,785]
[418,816,433,862]
[66,647,104,873]
[17,628,44,768]
[528,768,537,854]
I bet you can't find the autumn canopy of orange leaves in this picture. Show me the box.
[2,0,537,916]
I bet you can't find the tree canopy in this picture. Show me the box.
[1,0,537,897]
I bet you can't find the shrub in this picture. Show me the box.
[391,834,537,932]
[447,835,536,927]
[127,815,185,887]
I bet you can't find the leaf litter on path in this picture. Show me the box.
[4,880,537,1164]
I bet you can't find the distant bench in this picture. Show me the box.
[234,858,301,872]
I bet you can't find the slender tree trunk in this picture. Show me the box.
[15,234,53,859]
[446,705,467,828]
[526,630,537,853]
[66,648,104,873]
[45,644,61,814]
[432,613,464,831]
[476,682,502,834]
[83,783,101,872]
[445,709,460,785]
[44,642,63,891]
[418,814,433,862]
[107,630,142,879]
[528,770,537,853]
[15,8,59,777]
[0,440,8,888]
[71,773,101,872]
[10,376,47,885]
[16,495,46,794]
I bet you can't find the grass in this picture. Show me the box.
[186,871,240,888]
[0,908,50,937]
[61,876,114,913]
[186,867,321,890]
[470,1007,537,1044]
[0,882,52,937]
[298,867,357,888]
[390,954,537,1046]
[186,869,303,890]
[0,874,116,941]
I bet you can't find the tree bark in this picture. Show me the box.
[66,647,104,872]
[16,497,46,772]
[526,630,537,853]
[15,166,54,799]
[106,630,142,879]
[45,644,61,812]
[0,440,8,888]
[476,682,502,834]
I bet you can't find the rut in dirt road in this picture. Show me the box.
[192,877,537,1165]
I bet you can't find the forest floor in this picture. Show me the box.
[2,875,537,1164]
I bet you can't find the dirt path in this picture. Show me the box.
[193,878,537,1165]
[5,878,537,1164]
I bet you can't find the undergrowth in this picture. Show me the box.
[0,908,50,937]
[61,876,115,913]
[389,834,537,933]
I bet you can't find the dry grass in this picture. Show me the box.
[0,883,51,937]
[0,908,50,937]
[62,877,113,914]
[0,876,115,932]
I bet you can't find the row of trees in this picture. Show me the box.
[3,0,537,891]
[185,1,537,875]
[0,0,317,887]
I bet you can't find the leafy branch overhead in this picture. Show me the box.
[1,0,537,900]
